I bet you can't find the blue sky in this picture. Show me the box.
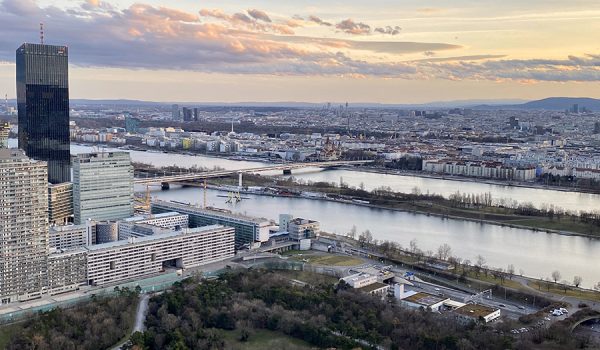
[0,0,599,103]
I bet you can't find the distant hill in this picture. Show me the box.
[473,97,600,111]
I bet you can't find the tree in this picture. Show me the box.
[474,255,486,276]
[437,243,452,261]
[595,282,600,292]
[573,276,583,288]
[560,280,569,293]
[551,270,561,283]
[348,225,357,240]
[409,239,418,254]
[506,264,515,280]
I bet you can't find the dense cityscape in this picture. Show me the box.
[1,0,600,349]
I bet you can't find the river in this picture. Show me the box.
[7,140,600,287]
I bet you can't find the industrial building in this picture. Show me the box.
[86,225,234,286]
[72,152,134,224]
[0,149,49,303]
[340,273,390,297]
[48,182,73,225]
[152,200,271,247]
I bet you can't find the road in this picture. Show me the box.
[133,294,150,333]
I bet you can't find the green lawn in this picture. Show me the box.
[218,329,316,350]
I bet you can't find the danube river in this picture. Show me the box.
[8,140,600,287]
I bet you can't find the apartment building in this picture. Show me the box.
[86,225,234,286]
[48,182,73,225]
[0,149,49,303]
[49,224,88,251]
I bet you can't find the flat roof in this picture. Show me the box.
[122,211,186,222]
[153,200,270,225]
[453,303,499,318]
[86,224,226,251]
[402,292,447,306]
[357,282,389,293]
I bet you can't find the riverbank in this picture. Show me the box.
[340,165,599,196]
[197,175,600,239]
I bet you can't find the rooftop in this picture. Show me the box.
[86,224,226,251]
[401,292,447,306]
[357,282,389,294]
[453,303,499,318]
[153,200,270,225]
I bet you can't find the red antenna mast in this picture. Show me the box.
[40,23,44,45]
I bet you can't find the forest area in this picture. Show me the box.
[124,270,591,350]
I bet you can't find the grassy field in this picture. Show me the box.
[528,281,600,302]
[284,251,363,267]
[276,270,339,286]
[218,329,316,350]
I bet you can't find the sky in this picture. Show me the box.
[0,0,600,103]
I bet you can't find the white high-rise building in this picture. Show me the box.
[73,152,134,224]
[0,149,49,303]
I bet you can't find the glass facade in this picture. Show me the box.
[16,43,70,184]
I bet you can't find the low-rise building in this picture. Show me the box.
[152,200,271,247]
[118,212,189,239]
[399,292,449,312]
[453,303,501,323]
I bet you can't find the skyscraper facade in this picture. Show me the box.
[16,43,70,184]
[0,149,49,303]
[72,152,134,224]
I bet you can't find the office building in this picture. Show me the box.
[287,218,320,240]
[16,43,70,184]
[49,224,88,251]
[72,152,134,224]
[0,122,8,148]
[171,104,180,120]
[86,225,234,286]
[48,182,73,225]
[182,107,193,122]
[125,115,140,133]
[0,149,49,303]
[118,212,189,240]
[151,200,271,247]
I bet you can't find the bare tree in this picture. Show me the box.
[506,264,515,280]
[474,255,486,275]
[560,280,569,293]
[348,225,357,240]
[595,282,600,292]
[551,270,561,283]
[409,239,418,254]
[437,243,452,261]
[573,275,583,288]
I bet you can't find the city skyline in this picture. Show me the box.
[0,0,600,103]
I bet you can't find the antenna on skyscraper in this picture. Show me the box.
[40,23,44,45]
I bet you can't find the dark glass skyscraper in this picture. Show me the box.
[16,43,70,184]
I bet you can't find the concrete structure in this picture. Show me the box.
[151,200,270,247]
[422,159,536,181]
[47,249,87,295]
[0,149,49,303]
[48,182,73,225]
[287,218,320,240]
[49,225,87,250]
[86,225,234,286]
[341,273,379,289]
[73,152,134,224]
[399,292,450,312]
[17,43,70,184]
[118,212,188,240]
[95,221,119,244]
[453,303,501,324]
[0,123,8,148]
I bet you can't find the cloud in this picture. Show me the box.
[1,1,597,82]
[247,9,271,23]
[336,19,371,35]
[308,15,332,26]
[374,26,401,35]
[424,51,436,57]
